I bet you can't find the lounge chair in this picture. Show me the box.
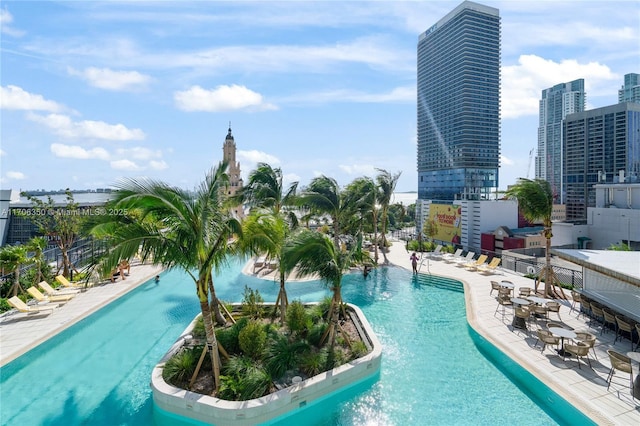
[427,245,443,259]
[7,296,56,315]
[27,286,75,304]
[38,280,80,296]
[477,257,501,274]
[55,275,84,289]
[454,252,475,266]
[463,254,488,270]
[442,248,463,263]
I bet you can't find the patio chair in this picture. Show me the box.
[513,307,531,335]
[636,323,640,351]
[570,290,583,317]
[489,280,501,296]
[27,286,75,304]
[589,304,604,332]
[38,280,80,296]
[546,301,562,321]
[606,349,633,392]
[427,245,443,259]
[7,296,56,316]
[574,331,598,360]
[530,304,549,321]
[534,329,560,354]
[518,287,532,298]
[477,257,501,274]
[494,288,513,320]
[564,342,592,369]
[615,315,635,350]
[602,309,617,335]
[454,252,475,266]
[55,275,84,289]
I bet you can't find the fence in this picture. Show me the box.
[0,238,109,295]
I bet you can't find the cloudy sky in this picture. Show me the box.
[1,1,638,194]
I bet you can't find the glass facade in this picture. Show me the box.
[563,103,640,222]
[417,1,501,201]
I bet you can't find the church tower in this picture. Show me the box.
[222,124,244,219]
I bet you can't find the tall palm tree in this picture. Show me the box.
[237,163,299,324]
[298,175,353,248]
[241,210,290,324]
[376,169,401,264]
[88,162,241,393]
[343,177,378,264]
[26,236,48,285]
[504,178,558,298]
[282,228,352,347]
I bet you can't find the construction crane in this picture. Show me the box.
[526,148,534,179]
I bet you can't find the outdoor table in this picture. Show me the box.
[511,298,531,330]
[527,296,551,305]
[627,352,640,399]
[500,281,515,289]
[549,326,576,357]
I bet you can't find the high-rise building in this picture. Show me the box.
[618,73,640,104]
[563,102,640,222]
[221,125,244,219]
[416,1,500,202]
[535,79,586,203]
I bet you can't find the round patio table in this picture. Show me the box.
[549,327,576,357]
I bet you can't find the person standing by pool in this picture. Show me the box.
[410,252,419,274]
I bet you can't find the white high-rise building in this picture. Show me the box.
[535,79,585,203]
[618,73,640,104]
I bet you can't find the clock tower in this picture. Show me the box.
[222,124,244,219]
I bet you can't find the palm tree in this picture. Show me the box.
[504,178,559,298]
[88,162,241,393]
[282,228,352,347]
[241,210,290,324]
[0,244,28,297]
[26,236,48,285]
[298,175,353,248]
[237,163,299,323]
[376,169,401,264]
[343,177,378,264]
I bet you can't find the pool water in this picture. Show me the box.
[0,258,589,425]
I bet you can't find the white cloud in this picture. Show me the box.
[237,149,280,165]
[115,146,161,160]
[67,66,151,91]
[149,160,168,170]
[0,9,25,37]
[0,149,5,156]
[174,85,277,112]
[280,85,414,105]
[500,155,514,166]
[51,143,110,160]
[502,55,615,119]
[0,85,64,112]
[28,113,146,140]
[6,171,26,180]
[111,159,141,170]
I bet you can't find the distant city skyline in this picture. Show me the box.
[1,1,638,193]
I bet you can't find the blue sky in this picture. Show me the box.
[1,1,638,194]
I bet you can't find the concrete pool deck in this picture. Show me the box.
[1,243,639,424]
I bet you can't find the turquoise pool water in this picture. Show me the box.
[0,259,591,425]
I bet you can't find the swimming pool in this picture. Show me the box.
[0,259,591,425]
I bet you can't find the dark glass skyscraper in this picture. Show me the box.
[417,1,501,201]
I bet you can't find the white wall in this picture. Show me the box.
[587,207,640,249]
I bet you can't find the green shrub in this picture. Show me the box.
[299,348,327,377]
[162,346,199,385]
[286,300,309,335]
[192,316,206,339]
[307,322,328,347]
[241,286,264,319]
[238,320,267,359]
[350,341,368,360]
[220,356,271,400]
[0,298,11,313]
[216,317,248,355]
[263,334,309,379]
[309,297,332,321]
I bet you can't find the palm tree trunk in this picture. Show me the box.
[207,277,226,326]
[278,274,287,325]
[544,227,552,298]
[11,267,22,297]
[199,300,221,393]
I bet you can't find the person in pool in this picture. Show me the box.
[410,252,419,274]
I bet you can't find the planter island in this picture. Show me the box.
[151,303,382,425]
